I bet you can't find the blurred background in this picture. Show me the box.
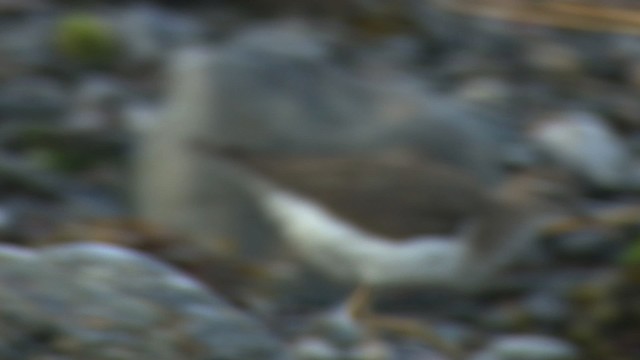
[0,1,639,359]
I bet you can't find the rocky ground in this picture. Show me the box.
[0,1,639,359]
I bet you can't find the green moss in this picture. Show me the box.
[55,14,120,67]
[619,240,640,267]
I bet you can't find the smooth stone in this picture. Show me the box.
[0,77,69,120]
[501,143,540,169]
[0,0,47,14]
[0,16,52,73]
[0,244,37,262]
[292,337,341,360]
[66,76,127,130]
[626,60,640,91]
[476,335,579,360]
[479,304,528,331]
[0,204,13,230]
[550,230,613,261]
[227,20,331,61]
[122,102,159,134]
[525,41,583,77]
[529,111,631,190]
[625,161,640,191]
[312,309,367,348]
[455,77,512,105]
[521,292,570,326]
[356,35,424,70]
[0,242,287,360]
[433,322,479,349]
[116,3,206,65]
[345,340,392,360]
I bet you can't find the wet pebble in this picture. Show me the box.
[524,41,583,78]
[67,76,127,130]
[292,337,340,360]
[550,230,614,262]
[0,77,69,121]
[472,335,579,360]
[521,292,570,326]
[455,77,512,106]
[0,204,14,231]
[116,4,206,66]
[479,303,529,331]
[529,111,631,190]
[0,242,287,360]
[345,340,392,360]
[311,309,368,348]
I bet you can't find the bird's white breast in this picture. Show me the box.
[261,190,468,287]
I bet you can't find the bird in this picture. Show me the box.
[193,143,582,286]
[191,142,589,357]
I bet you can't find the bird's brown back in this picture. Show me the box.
[200,146,489,238]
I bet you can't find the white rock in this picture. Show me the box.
[456,77,511,105]
[292,337,341,360]
[346,340,392,360]
[0,244,36,261]
[529,111,631,189]
[480,335,579,360]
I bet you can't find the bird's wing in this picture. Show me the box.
[197,146,489,239]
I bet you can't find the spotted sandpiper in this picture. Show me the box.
[193,143,585,291]
[191,143,597,357]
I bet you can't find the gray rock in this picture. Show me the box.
[66,76,127,130]
[0,242,287,360]
[0,16,53,74]
[292,337,340,360]
[479,304,527,331]
[474,335,579,360]
[312,309,367,348]
[524,41,583,77]
[522,292,570,326]
[627,161,640,191]
[501,143,540,169]
[0,0,48,14]
[551,230,612,261]
[0,77,69,120]
[227,20,331,61]
[122,102,159,134]
[116,4,206,65]
[356,35,424,71]
[529,111,632,190]
[455,77,512,106]
[345,340,392,360]
[0,204,13,231]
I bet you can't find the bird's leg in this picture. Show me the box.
[346,284,373,319]
[345,285,463,359]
